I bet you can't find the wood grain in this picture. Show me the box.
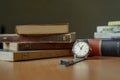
[0,56,120,80]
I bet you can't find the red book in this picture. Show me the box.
[88,39,120,56]
[88,39,101,56]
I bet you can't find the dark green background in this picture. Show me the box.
[1,0,120,38]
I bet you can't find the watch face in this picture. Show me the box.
[72,41,89,57]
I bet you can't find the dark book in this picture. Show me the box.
[88,39,120,56]
[3,42,74,51]
[0,32,76,43]
[0,24,5,49]
[0,42,2,49]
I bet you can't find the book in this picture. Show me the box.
[108,21,120,26]
[97,26,120,33]
[16,23,69,36]
[0,25,5,49]
[88,39,120,56]
[94,32,120,39]
[0,43,2,49]
[0,49,72,61]
[3,42,74,51]
[0,32,76,43]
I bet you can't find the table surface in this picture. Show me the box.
[0,56,120,80]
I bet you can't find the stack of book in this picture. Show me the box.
[0,23,76,61]
[88,21,120,56]
[94,21,120,39]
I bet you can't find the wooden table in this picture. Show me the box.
[0,56,120,80]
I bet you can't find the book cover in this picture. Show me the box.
[0,49,72,61]
[94,32,120,39]
[108,21,120,26]
[88,39,120,56]
[0,25,5,49]
[16,23,69,35]
[97,26,120,33]
[3,42,74,51]
[0,32,76,43]
[0,43,2,49]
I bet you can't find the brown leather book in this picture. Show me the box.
[16,23,69,35]
[0,49,72,61]
[0,32,76,43]
[3,42,74,51]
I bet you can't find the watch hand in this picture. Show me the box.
[80,45,83,50]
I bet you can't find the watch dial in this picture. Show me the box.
[72,41,89,57]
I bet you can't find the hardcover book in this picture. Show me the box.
[3,42,74,51]
[16,23,69,35]
[94,32,120,39]
[0,49,72,61]
[88,39,120,56]
[0,43,2,49]
[97,26,120,33]
[108,21,120,26]
[0,32,76,43]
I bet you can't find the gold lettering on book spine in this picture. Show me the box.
[20,43,31,50]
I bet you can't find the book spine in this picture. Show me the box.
[97,26,120,33]
[0,25,5,49]
[19,43,74,50]
[16,24,69,35]
[108,21,120,26]
[88,39,120,56]
[94,32,120,39]
[0,50,72,61]
[3,42,74,51]
[0,32,76,43]
[0,35,20,42]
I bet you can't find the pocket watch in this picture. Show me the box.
[60,39,91,66]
